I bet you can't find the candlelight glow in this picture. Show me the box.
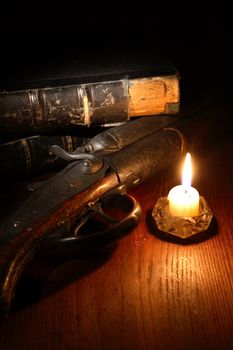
[182,153,192,188]
[167,152,199,217]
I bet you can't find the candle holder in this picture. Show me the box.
[152,196,213,239]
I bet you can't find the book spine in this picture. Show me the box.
[0,76,179,135]
[128,76,179,116]
[0,135,88,181]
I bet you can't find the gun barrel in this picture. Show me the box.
[109,127,186,189]
[85,116,176,153]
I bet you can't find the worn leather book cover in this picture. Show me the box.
[0,51,179,137]
[0,135,89,182]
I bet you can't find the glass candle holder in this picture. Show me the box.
[152,196,213,239]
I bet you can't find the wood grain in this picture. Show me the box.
[0,101,232,350]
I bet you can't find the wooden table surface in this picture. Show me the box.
[0,99,232,350]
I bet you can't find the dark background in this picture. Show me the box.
[0,7,233,350]
[0,5,232,102]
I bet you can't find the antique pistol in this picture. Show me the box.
[0,116,186,316]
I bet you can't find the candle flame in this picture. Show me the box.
[182,153,192,187]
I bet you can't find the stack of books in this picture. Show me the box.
[0,51,180,181]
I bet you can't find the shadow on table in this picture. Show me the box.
[12,243,117,313]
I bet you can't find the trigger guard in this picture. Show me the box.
[76,192,142,240]
[40,193,142,258]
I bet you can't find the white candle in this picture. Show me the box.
[167,153,199,217]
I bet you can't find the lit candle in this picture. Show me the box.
[167,153,199,217]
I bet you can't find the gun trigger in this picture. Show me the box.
[40,192,142,259]
[78,192,142,244]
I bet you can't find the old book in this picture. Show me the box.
[0,51,179,137]
[0,135,88,182]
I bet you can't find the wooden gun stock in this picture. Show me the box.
[0,171,118,317]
